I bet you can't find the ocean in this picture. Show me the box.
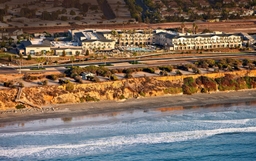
[0,102,256,161]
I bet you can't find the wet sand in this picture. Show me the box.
[0,90,256,124]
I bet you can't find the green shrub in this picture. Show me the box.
[182,77,197,95]
[27,54,32,60]
[65,82,74,92]
[201,88,207,93]
[59,79,70,85]
[42,80,48,86]
[83,94,99,102]
[16,104,26,109]
[30,67,45,70]
[159,70,168,76]
[46,75,58,80]
[3,81,14,87]
[139,91,146,97]
[110,75,118,81]
[158,66,173,72]
[196,76,217,92]
[19,82,24,87]
[192,67,201,74]
[125,73,133,79]
[177,65,189,71]
[143,67,155,73]
[175,70,183,75]
[215,74,237,91]
[129,60,140,64]
[244,76,252,88]
[119,95,125,99]
[163,87,182,94]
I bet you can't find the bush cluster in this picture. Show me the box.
[159,65,173,72]
[59,79,71,85]
[143,67,155,73]
[16,104,26,109]
[23,74,45,82]
[46,74,66,80]
[182,77,198,95]
[3,81,15,88]
[182,75,256,95]
[80,94,99,102]
[194,58,255,71]
[196,76,217,92]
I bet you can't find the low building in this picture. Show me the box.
[74,30,115,52]
[25,44,51,55]
[117,30,154,46]
[19,40,51,55]
[155,32,242,51]
[53,47,82,56]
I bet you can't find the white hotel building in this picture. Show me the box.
[74,30,115,52]
[154,32,242,51]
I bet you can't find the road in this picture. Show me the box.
[4,52,255,74]
[17,19,256,34]
[0,67,18,74]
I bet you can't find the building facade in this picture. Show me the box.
[155,32,242,51]
[25,45,51,55]
[117,30,154,46]
[74,30,116,52]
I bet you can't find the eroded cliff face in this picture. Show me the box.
[1,69,256,111]
[0,88,18,111]
[20,77,181,107]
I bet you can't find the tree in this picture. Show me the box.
[181,22,185,33]
[70,10,76,15]
[8,55,13,62]
[75,51,80,56]
[27,54,32,60]
[192,23,196,34]
[195,25,198,34]
[242,59,250,67]
[61,16,68,21]
[85,49,89,56]
[62,50,66,57]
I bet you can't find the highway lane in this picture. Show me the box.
[3,52,256,74]
[17,52,256,68]
[0,67,18,74]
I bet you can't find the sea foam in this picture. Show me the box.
[1,127,256,159]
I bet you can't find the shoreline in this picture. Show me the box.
[0,90,256,124]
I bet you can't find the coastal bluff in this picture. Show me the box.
[0,69,256,111]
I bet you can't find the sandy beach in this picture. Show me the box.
[0,90,256,124]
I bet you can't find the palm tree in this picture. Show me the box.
[192,23,196,34]
[195,25,198,34]
[181,22,185,34]
[118,34,122,45]
[62,50,66,57]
